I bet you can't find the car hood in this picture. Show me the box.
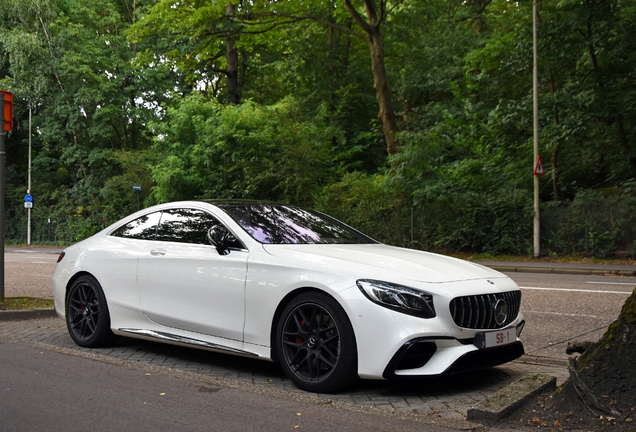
[261,243,505,284]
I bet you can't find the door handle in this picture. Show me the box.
[150,248,167,256]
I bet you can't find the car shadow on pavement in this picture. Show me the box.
[87,334,517,400]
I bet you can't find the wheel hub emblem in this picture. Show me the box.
[83,308,89,316]
[307,335,318,348]
[494,299,509,326]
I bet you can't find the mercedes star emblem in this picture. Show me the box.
[494,299,509,326]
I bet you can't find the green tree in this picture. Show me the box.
[0,0,185,224]
[148,94,341,207]
[131,0,401,155]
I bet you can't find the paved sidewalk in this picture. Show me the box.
[476,260,636,276]
[0,317,568,429]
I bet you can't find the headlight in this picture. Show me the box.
[356,279,436,319]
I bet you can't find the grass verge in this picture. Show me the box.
[0,297,55,310]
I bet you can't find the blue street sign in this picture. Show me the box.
[25,194,33,202]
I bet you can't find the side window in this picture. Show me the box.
[155,208,244,249]
[111,212,161,240]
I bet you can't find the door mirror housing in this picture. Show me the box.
[207,225,230,255]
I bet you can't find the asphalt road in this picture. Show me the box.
[510,272,634,364]
[3,247,59,298]
[0,341,451,432]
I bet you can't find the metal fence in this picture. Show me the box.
[5,216,106,246]
[5,197,636,258]
[328,198,636,258]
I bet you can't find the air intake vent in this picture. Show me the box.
[449,291,521,329]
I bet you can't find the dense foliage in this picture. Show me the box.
[1,0,636,256]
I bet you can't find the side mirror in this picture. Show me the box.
[207,225,230,255]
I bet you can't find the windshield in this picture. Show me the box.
[217,203,376,245]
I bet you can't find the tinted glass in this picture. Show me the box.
[111,212,161,240]
[219,204,375,245]
[155,208,244,248]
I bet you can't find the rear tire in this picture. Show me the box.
[66,275,116,347]
[276,292,358,393]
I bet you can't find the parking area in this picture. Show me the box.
[0,315,568,427]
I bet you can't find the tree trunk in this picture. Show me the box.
[546,288,636,417]
[225,36,239,104]
[471,0,492,34]
[224,1,240,104]
[342,18,353,69]
[238,49,247,90]
[342,0,398,156]
[366,29,398,156]
[548,68,560,201]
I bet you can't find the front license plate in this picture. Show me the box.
[474,328,516,349]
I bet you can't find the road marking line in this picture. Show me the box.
[586,281,636,286]
[31,261,55,264]
[526,310,600,318]
[520,286,632,294]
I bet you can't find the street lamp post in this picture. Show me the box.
[533,0,541,258]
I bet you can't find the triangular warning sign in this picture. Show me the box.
[533,155,545,176]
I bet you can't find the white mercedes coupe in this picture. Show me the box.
[52,200,525,392]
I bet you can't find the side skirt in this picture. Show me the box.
[118,328,261,358]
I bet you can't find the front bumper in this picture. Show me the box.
[337,279,525,380]
[382,323,525,379]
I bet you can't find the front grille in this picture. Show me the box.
[449,291,521,329]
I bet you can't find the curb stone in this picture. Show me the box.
[0,308,57,321]
[466,374,557,422]
[553,268,596,275]
[520,267,553,274]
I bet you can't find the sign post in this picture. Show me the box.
[27,105,32,245]
[0,90,13,302]
[132,185,142,211]
[533,155,545,176]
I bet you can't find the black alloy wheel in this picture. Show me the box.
[66,275,115,347]
[277,292,357,393]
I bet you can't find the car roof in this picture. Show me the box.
[199,199,294,208]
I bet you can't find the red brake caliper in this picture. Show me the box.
[296,320,307,345]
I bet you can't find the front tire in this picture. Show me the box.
[66,275,116,347]
[276,292,358,393]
